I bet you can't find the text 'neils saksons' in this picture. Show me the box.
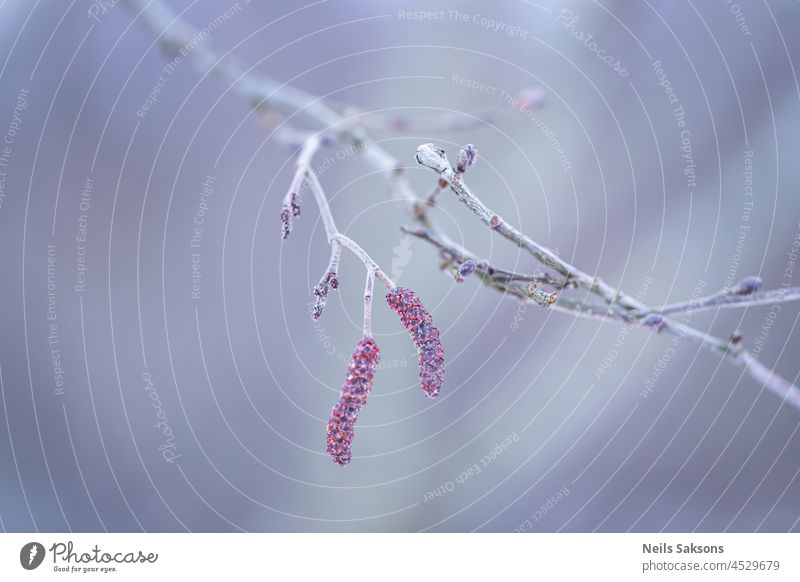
[643,543,724,554]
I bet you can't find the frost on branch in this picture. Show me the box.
[326,338,380,466]
[312,270,338,320]
[386,287,445,398]
[415,143,451,174]
[312,241,342,321]
[280,193,301,240]
[424,143,475,207]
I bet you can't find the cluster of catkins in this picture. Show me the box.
[280,149,449,466]
[325,287,445,466]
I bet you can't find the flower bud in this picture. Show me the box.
[730,276,763,296]
[515,87,546,111]
[456,260,477,282]
[456,144,477,173]
[641,313,666,332]
[326,338,380,466]
[312,271,338,320]
[386,287,444,398]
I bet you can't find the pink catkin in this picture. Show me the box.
[326,338,380,466]
[386,287,445,398]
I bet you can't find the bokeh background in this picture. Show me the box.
[1,0,799,532]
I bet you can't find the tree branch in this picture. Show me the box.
[414,142,800,411]
[126,0,800,412]
[653,284,800,317]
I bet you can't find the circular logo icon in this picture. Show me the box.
[20,542,45,570]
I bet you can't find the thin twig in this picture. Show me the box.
[288,139,396,292]
[123,0,343,126]
[312,239,341,320]
[281,134,321,239]
[363,269,375,338]
[401,225,566,287]
[332,233,395,290]
[357,89,545,134]
[736,351,800,410]
[415,143,640,310]
[654,286,800,317]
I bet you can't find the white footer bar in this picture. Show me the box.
[1,533,796,580]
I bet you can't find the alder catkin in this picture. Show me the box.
[386,287,445,398]
[326,338,380,466]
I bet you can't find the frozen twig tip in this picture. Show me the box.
[415,143,451,174]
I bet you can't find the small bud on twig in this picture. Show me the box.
[312,241,342,319]
[730,276,763,296]
[641,313,666,332]
[280,193,301,240]
[456,260,477,282]
[312,270,339,320]
[456,144,477,174]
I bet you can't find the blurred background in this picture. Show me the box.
[0,0,799,532]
